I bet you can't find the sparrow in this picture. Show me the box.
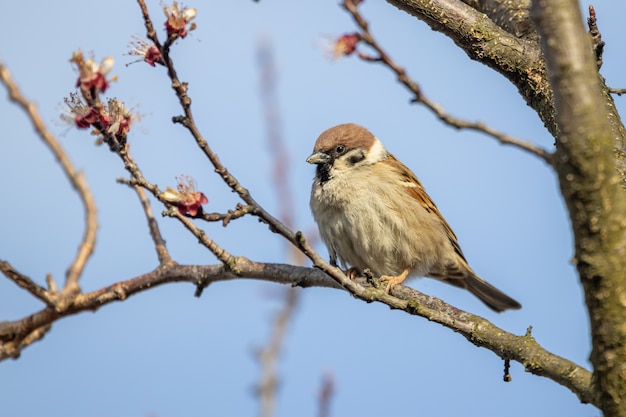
[307,123,521,312]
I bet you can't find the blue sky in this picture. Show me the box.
[1,1,623,416]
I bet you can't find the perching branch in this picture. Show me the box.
[0,256,594,405]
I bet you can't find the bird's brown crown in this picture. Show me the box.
[313,123,376,153]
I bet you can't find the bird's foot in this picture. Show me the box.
[344,267,360,280]
[380,267,411,294]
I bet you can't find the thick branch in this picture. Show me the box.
[461,0,537,40]
[531,0,626,414]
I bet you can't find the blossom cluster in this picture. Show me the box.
[64,51,135,148]
[63,93,133,138]
[63,2,207,214]
[63,2,198,148]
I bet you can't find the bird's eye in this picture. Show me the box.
[335,145,345,154]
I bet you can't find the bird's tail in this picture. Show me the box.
[441,271,521,312]
[463,272,521,312]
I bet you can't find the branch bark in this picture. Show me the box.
[531,0,626,415]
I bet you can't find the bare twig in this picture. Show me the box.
[0,261,54,306]
[200,204,257,226]
[0,63,98,295]
[341,0,554,165]
[609,88,626,96]
[137,0,161,50]
[164,207,238,273]
[118,179,172,265]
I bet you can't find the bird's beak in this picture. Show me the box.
[306,151,330,165]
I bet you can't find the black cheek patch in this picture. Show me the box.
[348,150,365,165]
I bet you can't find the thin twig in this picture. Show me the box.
[0,261,54,306]
[609,88,626,96]
[0,63,98,295]
[341,0,554,165]
[200,204,257,226]
[137,0,161,49]
[164,207,239,273]
[118,179,172,265]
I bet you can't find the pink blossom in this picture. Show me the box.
[162,176,208,216]
[70,50,115,94]
[163,1,197,39]
[127,36,164,67]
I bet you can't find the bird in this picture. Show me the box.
[306,123,521,312]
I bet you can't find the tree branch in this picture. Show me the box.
[0,63,98,297]
[0,261,54,306]
[531,0,626,414]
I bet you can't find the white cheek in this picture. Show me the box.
[365,137,387,164]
